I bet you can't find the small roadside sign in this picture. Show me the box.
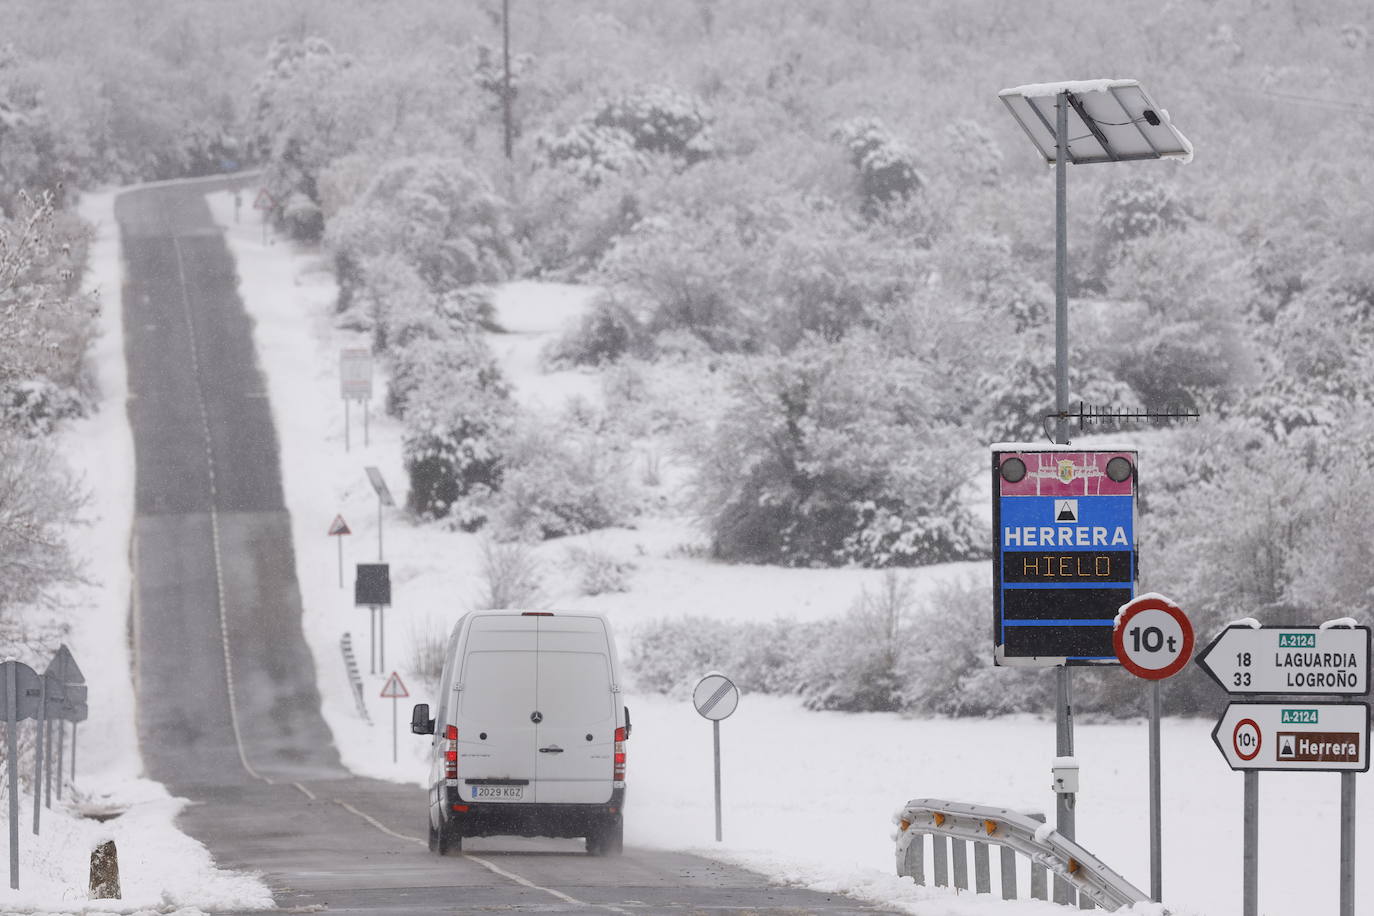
[252,188,277,211]
[381,671,409,764]
[1212,701,1370,772]
[340,348,373,401]
[328,515,351,536]
[1197,625,1369,696]
[693,673,739,721]
[1113,594,1194,680]
[380,671,409,699]
[355,564,391,607]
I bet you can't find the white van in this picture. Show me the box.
[411,610,630,855]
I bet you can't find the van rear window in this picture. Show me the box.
[460,651,537,720]
[537,651,613,724]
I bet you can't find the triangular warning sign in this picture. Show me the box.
[380,671,409,699]
[1054,499,1078,523]
[1279,734,1296,759]
[252,187,277,211]
[328,514,351,536]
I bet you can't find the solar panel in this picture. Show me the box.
[999,79,1192,165]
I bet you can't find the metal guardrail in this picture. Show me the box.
[894,798,1148,911]
[339,633,371,723]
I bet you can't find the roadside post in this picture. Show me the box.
[997,80,1191,898]
[693,672,739,843]
[340,349,373,452]
[381,671,409,764]
[1198,620,1370,916]
[328,514,352,588]
[45,645,85,803]
[252,187,276,245]
[1,660,40,889]
[1112,593,1194,902]
[364,466,394,562]
[355,563,392,675]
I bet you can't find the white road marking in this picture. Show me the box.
[329,799,632,914]
[172,235,269,786]
[292,782,316,800]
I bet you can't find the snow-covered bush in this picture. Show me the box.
[564,544,634,596]
[542,291,648,367]
[473,537,544,610]
[689,335,984,567]
[832,117,923,218]
[540,86,714,184]
[0,378,85,436]
[397,335,513,524]
[798,572,918,712]
[487,404,638,541]
[280,190,323,242]
[513,165,643,276]
[327,156,518,300]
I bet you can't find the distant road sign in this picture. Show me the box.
[340,348,373,400]
[0,661,42,720]
[252,188,277,211]
[993,447,1138,665]
[355,563,391,607]
[1213,702,1369,772]
[1197,625,1370,696]
[1113,594,1194,680]
[364,466,395,507]
[328,515,352,537]
[380,672,409,699]
[45,645,85,685]
[693,673,739,721]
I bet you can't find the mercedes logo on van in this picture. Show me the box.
[530,711,543,724]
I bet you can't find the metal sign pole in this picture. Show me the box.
[344,399,351,453]
[71,723,77,784]
[713,718,722,842]
[377,494,384,561]
[1340,771,1355,916]
[370,607,377,676]
[54,718,63,801]
[1149,679,1162,902]
[7,664,19,889]
[1050,91,1078,905]
[379,605,386,671]
[337,534,344,588]
[32,678,44,835]
[43,719,52,808]
[392,694,398,764]
[1243,770,1258,916]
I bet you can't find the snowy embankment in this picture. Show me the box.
[0,188,276,914]
[212,190,1369,916]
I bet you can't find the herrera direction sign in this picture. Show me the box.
[1197,625,1369,696]
[1213,702,1370,772]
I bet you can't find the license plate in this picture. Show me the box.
[470,784,524,801]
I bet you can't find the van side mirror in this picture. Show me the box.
[623,705,632,739]
[411,703,434,735]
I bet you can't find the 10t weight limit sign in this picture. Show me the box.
[1114,594,1194,680]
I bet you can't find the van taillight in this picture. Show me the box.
[613,726,627,783]
[445,725,458,781]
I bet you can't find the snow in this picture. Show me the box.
[0,186,275,913]
[1228,617,1264,629]
[1000,79,1139,99]
[1319,617,1359,630]
[209,190,1374,916]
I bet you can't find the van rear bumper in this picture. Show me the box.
[441,787,625,839]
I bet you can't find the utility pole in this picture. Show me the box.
[502,0,513,160]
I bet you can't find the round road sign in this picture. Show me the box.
[1113,594,1195,680]
[693,673,739,721]
[1233,718,1261,761]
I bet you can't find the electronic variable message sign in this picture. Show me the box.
[993,446,1138,665]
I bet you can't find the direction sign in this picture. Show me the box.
[364,466,395,507]
[0,661,42,720]
[380,671,409,699]
[1213,702,1369,772]
[328,515,351,536]
[1197,625,1369,696]
[993,446,1138,664]
[1113,594,1194,680]
[340,348,373,401]
[693,673,739,721]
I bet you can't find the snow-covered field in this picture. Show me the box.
[4,182,1368,915]
[210,190,1373,916]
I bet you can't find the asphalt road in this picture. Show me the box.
[117,178,891,915]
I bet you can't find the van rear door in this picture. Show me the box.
[456,616,537,803]
[534,616,617,804]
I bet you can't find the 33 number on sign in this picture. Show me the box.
[1233,652,1252,688]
